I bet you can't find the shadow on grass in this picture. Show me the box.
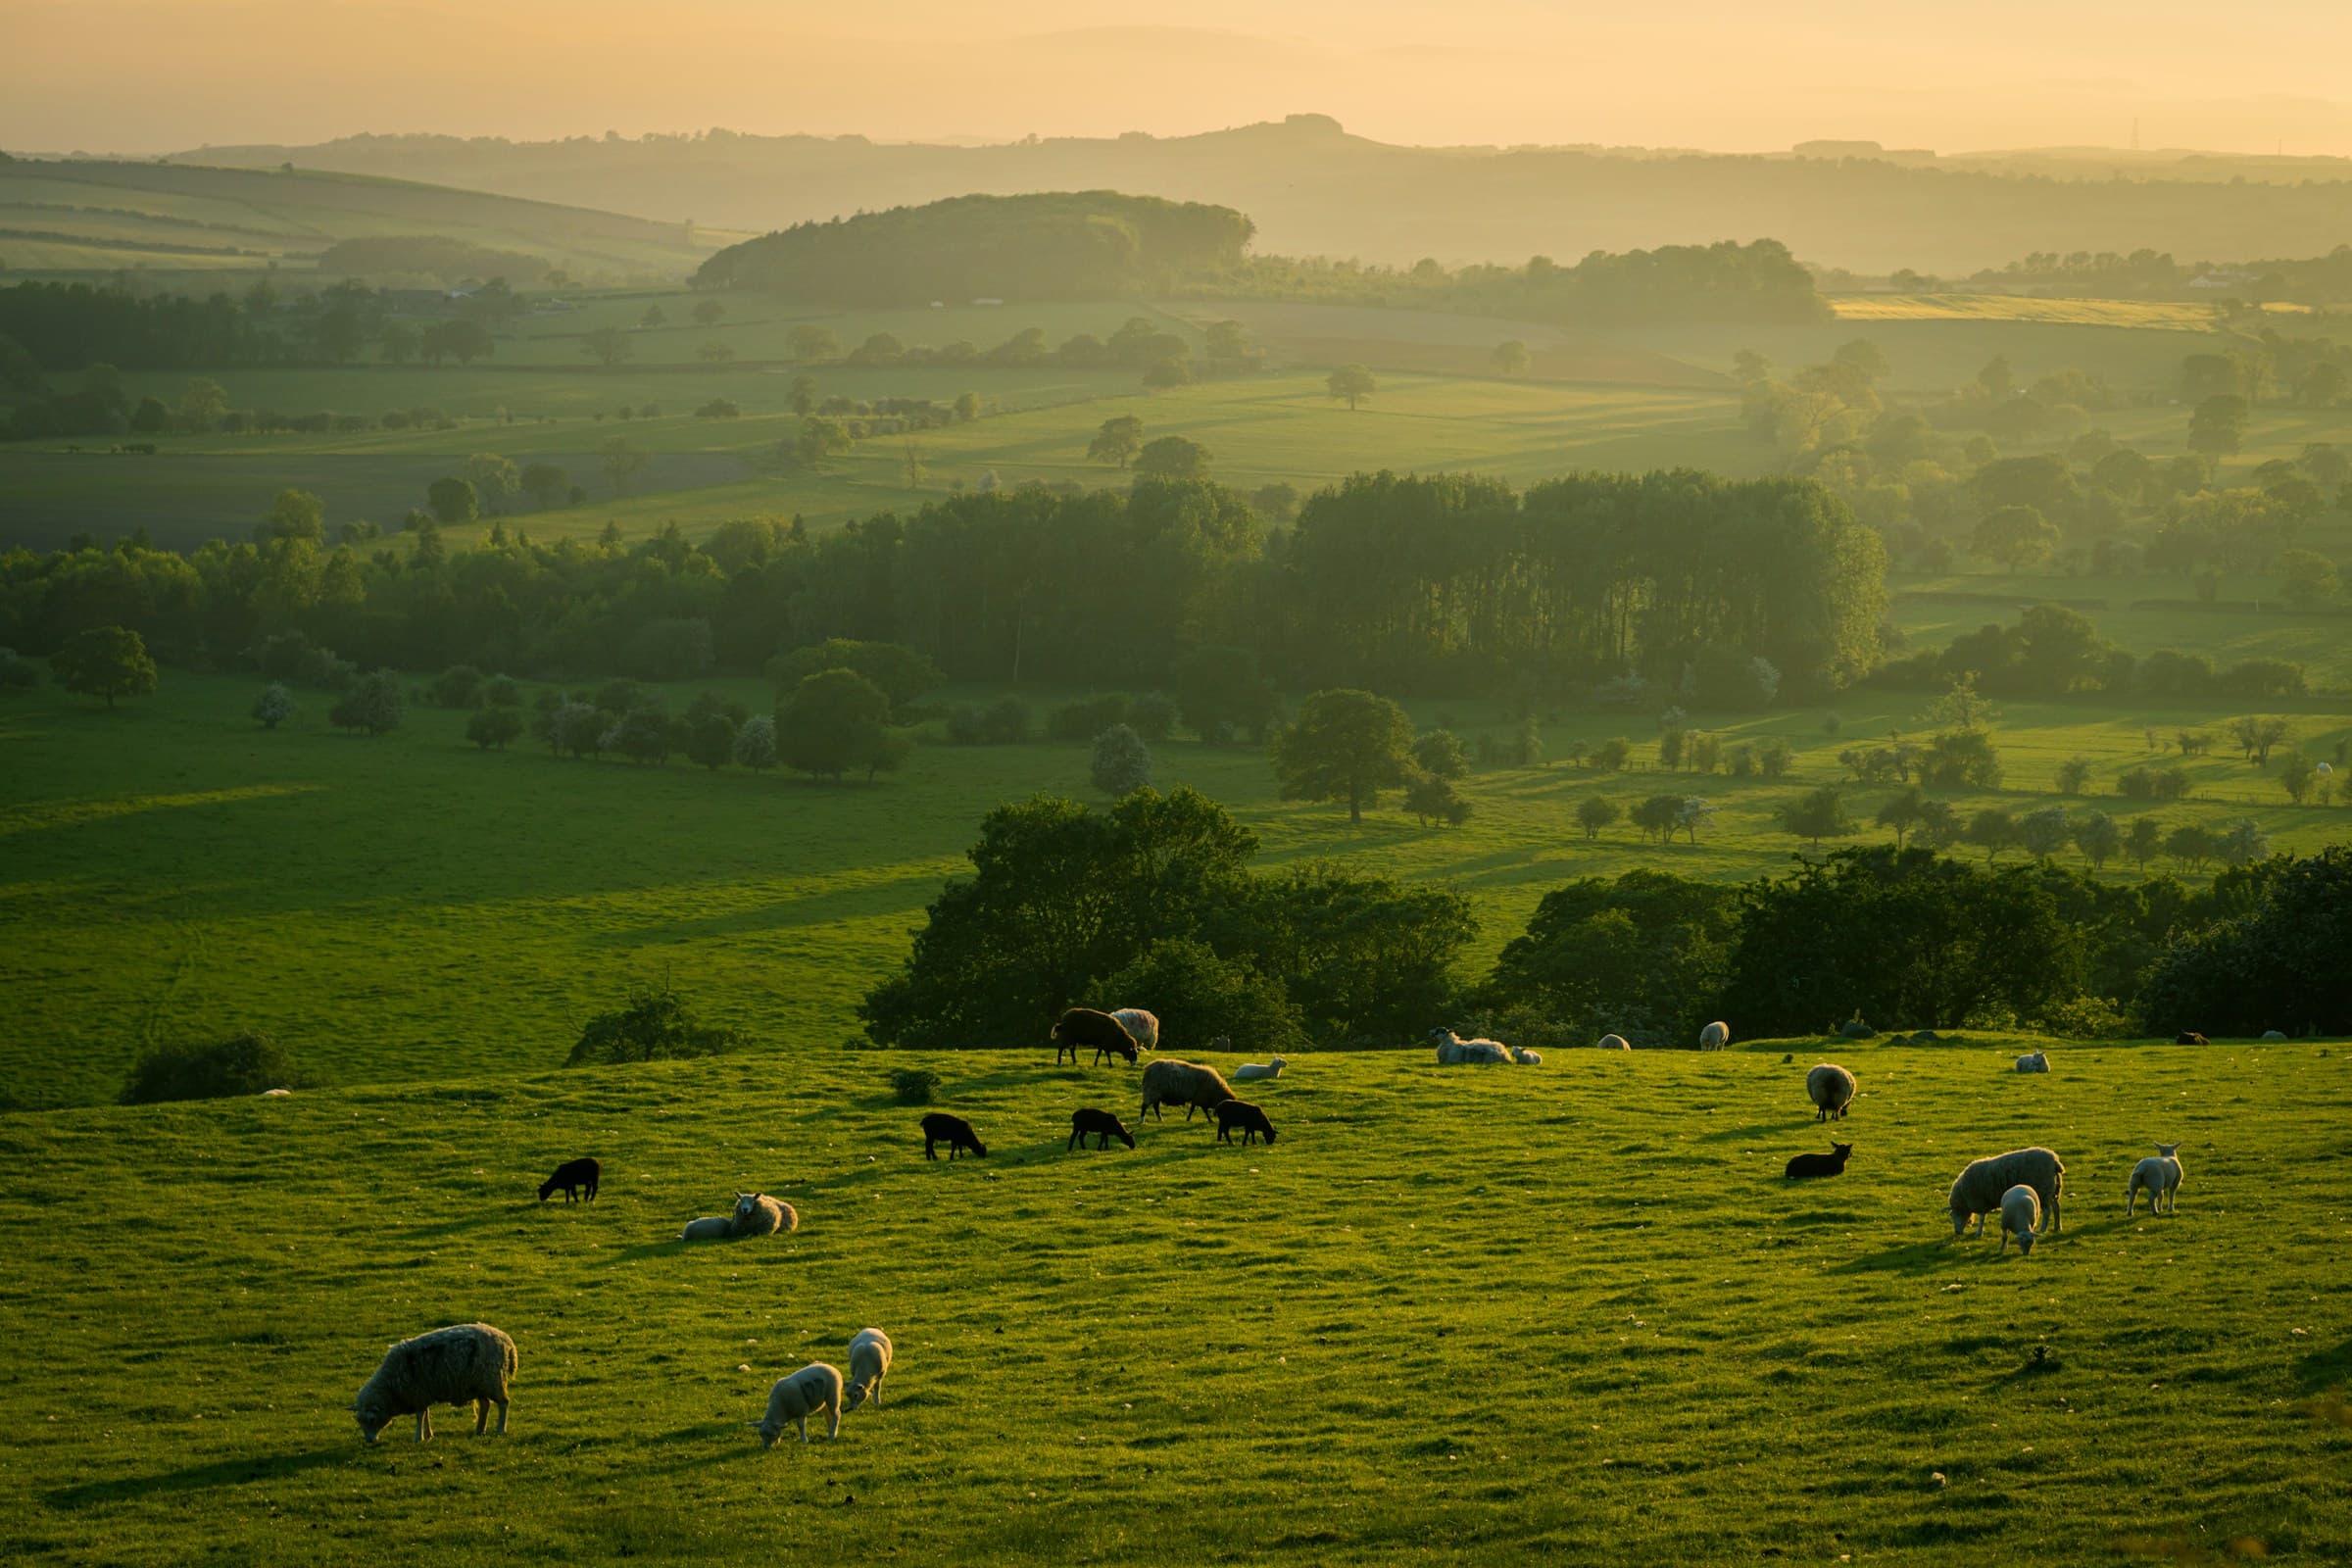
[46,1445,348,1509]
[2296,1335,2352,1396]
[595,1238,692,1266]
[1828,1237,1965,1276]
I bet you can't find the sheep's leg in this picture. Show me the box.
[924,1140,936,1161]
[416,1409,431,1444]
[797,1413,808,1444]
[825,1401,841,1440]
[494,1397,509,1435]
[872,1375,884,1408]
[1067,1131,1079,1152]
[474,1398,489,1435]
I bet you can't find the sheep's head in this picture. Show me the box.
[1831,1143,1853,1161]
[2014,1227,2036,1257]
[2157,1143,2181,1159]
[353,1397,393,1443]
[756,1418,783,1448]
[734,1193,761,1221]
[1948,1200,1971,1237]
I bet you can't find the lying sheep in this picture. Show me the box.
[2126,1144,2184,1216]
[1806,1063,1857,1121]
[682,1192,796,1242]
[1213,1099,1277,1146]
[681,1216,732,1242]
[1053,1007,1139,1066]
[1784,1142,1852,1180]
[2015,1052,2050,1073]
[1429,1028,1512,1065]
[1068,1107,1136,1151]
[1949,1147,2065,1240]
[1998,1185,2042,1256]
[845,1328,893,1411]
[1140,1058,1236,1122]
[920,1112,988,1160]
[1110,1007,1160,1054]
[1596,1034,1632,1051]
[352,1322,516,1444]
[757,1363,844,1446]
[1698,1020,1731,1051]
[1509,1047,1543,1065]
[537,1156,600,1203]
[1233,1056,1287,1082]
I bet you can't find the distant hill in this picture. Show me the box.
[0,158,727,282]
[697,191,1252,302]
[157,116,2352,274]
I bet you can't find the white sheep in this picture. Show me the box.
[1596,1034,1631,1051]
[680,1216,732,1242]
[352,1323,516,1444]
[1509,1047,1543,1065]
[259,1088,293,1098]
[2015,1052,2050,1073]
[1698,1020,1731,1051]
[2125,1144,2184,1216]
[1232,1056,1286,1082]
[757,1363,844,1446]
[1998,1185,2042,1256]
[681,1192,798,1242]
[1429,1028,1512,1065]
[1110,1007,1160,1053]
[1949,1148,2065,1239]
[845,1328,893,1411]
[1806,1062,1857,1121]
[2261,1030,2287,1043]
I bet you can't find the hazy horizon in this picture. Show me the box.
[11,0,2352,160]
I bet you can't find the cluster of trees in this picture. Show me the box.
[1880,603,2308,700]
[1955,244,2352,310]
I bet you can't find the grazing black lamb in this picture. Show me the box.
[1784,1143,1853,1180]
[537,1156,601,1203]
[920,1112,988,1161]
[1213,1099,1277,1147]
[1053,1007,1140,1066]
[1068,1107,1137,1152]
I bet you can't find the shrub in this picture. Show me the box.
[1413,730,1470,780]
[731,713,778,771]
[1404,772,1472,827]
[694,398,742,418]
[427,663,485,709]
[120,1032,311,1103]
[327,670,405,735]
[251,683,295,729]
[466,707,524,750]
[1091,723,1153,795]
[482,673,522,708]
[566,983,744,1066]
[891,1067,944,1105]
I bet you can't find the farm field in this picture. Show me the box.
[0,1037,2346,1566]
[6,674,2350,1107]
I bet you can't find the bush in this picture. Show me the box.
[694,398,742,418]
[466,707,524,750]
[328,670,405,735]
[1091,723,1153,795]
[1414,730,1470,780]
[251,683,295,729]
[891,1067,944,1105]
[427,663,486,708]
[566,984,744,1066]
[120,1032,311,1103]
[482,673,522,708]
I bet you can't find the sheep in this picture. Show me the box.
[1053,1007,1139,1066]
[1806,1063,1857,1121]
[1068,1107,1136,1151]
[1428,1028,1512,1065]
[921,1112,988,1160]
[845,1328,893,1411]
[1948,1148,2066,1240]
[1699,1020,1732,1051]
[1998,1185,2042,1256]
[2126,1144,2184,1216]
[2015,1052,2050,1073]
[1213,1099,1277,1146]
[1784,1142,1852,1180]
[352,1322,516,1444]
[2261,1029,2288,1043]
[1109,1007,1160,1054]
[681,1216,733,1241]
[1233,1056,1287,1082]
[537,1156,600,1203]
[2176,1031,2209,1046]
[1509,1047,1543,1065]
[259,1087,293,1097]
[729,1191,797,1237]
[756,1363,844,1446]
[1139,1058,1236,1122]
[1597,1034,1632,1051]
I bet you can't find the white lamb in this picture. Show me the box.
[1998,1185,2042,1256]
[1233,1056,1286,1082]
[2125,1144,2184,1216]
[1509,1047,1543,1065]
[757,1363,844,1446]
[844,1328,893,1411]
[1698,1020,1731,1051]
[2015,1052,2050,1073]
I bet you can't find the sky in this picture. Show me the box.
[10,0,2352,157]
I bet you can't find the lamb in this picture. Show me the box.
[1213,1099,1277,1146]
[757,1363,844,1446]
[1233,1056,1287,1082]
[1109,1007,1160,1054]
[1998,1184,2042,1256]
[921,1112,988,1160]
[537,1156,600,1203]
[1139,1058,1236,1122]
[2126,1144,2184,1216]
[1948,1148,2065,1240]
[1068,1107,1136,1151]
[352,1322,516,1444]
[681,1216,732,1241]
[1053,1006,1139,1066]
[1597,1034,1632,1051]
[1784,1142,1852,1180]
[681,1191,797,1242]
[2015,1052,2050,1073]
[1509,1047,1543,1065]
[845,1328,893,1411]
[1806,1063,1857,1121]
[1698,1020,1732,1051]
[1428,1028,1512,1065]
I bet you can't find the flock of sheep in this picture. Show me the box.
[351,1006,2193,1447]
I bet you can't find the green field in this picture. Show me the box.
[1,1036,2347,1565]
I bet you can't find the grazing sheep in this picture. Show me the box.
[921,1112,988,1160]
[1597,1034,1632,1051]
[2015,1052,2050,1073]
[845,1328,893,1411]
[1213,1099,1277,1146]
[1429,1028,1513,1065]
[2261,1029,2288,1043]
[2126,1144,2184,1216]
[537,1156,601,1203]
[1784,1142,1853,1180]
[1699,1020,1732,1051]
[1109,1007,1160,1054]
[352,1323,515,1445]
[1949,1148,2066,1240]
[1233,1056,1287,1082]
[1053,1007,1139,1066]
[730,1191,797,1237]
[2176,1031,2209,1046]
[1509,1047,1544,1065]
[1806,1063,1858,1121]
[1140,1058,1236,1122]
[1068,1107,1136,1151]
[1998,1185,2042,1256]
[757,1363,844,1446]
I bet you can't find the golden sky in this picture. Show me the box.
[10,0,2352,156]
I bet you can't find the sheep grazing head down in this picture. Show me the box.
[353,1396,394,1444]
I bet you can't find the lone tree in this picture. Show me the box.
[329,669,406,735]
[1327,363,1377,411]
[691,298,726,328]
[425,474,478,525]
[51,625,157,709]
[1404,771,1472,827]
[1090,723,1153,796]
[466,707,524,750]
[252,683,295,729]
[1269,688,1416,824]
[1134,435,1211,480]
[1492,340,1531,376]
[581,326,635,368]
[775,668,906,782]
[598,435,648,496]
[1574,794,1621,841]
[1779,784,1856,851]
[1087,415,1146,467]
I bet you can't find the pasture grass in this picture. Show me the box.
[0,1037,2347,1565]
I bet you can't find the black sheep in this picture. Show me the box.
[920,1112,988,1161]
[1053,1007,1138,1066]
[537,1156,601,1203]
[1067,1107,1137,1152]
[1213,1099,1277,1146]
[1784,1143,1852,1180]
